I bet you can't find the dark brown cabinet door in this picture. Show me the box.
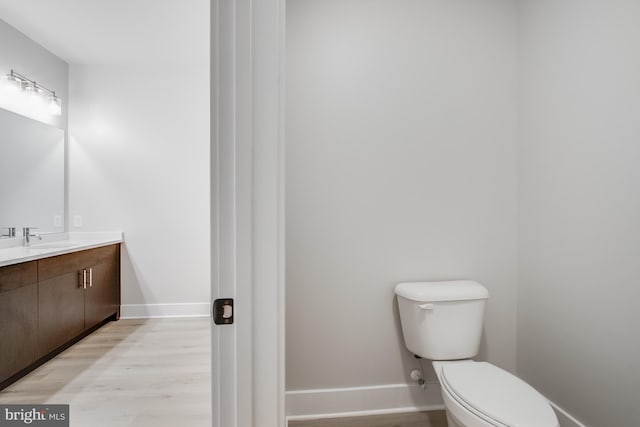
[84,245,120,329]
[0,262,38,383]
[38,254,85,357]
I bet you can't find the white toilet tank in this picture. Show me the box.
[395,280,489,360]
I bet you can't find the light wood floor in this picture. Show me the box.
[288,411,448,427]
[0,318,211,427]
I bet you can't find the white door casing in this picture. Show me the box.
[211,1,285,426]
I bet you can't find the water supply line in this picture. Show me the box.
[410,355,426,389]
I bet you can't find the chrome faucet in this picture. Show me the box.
[1,227,16,238]
[23,227,42,246]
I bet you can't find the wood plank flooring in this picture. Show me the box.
[288,411,448,427]
[0,318,446,427]
[0,318,211,427]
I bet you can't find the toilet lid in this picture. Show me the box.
[441,362,558,427]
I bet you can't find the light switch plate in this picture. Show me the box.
[73,215,82,227]
[54,215,63,227]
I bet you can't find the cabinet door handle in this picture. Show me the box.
[89,268,93,288]
[82,269,88,289]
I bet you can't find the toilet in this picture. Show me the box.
[395,280,559,427]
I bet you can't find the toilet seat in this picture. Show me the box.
[438,361,559,427]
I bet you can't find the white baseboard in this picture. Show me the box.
[549,400,587,427]
[120,302,211,319]
[285,383,586,427]
[286,383,445,421]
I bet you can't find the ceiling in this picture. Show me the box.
[0,0,209,65]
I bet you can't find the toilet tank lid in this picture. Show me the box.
[394,280,489,302]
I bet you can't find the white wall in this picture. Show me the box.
[68,63,210,316]
[518,1,640,426]
[286,0,518,400]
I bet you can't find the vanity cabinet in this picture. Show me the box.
[0,244,120,387]
[38,245,120,357]
[0,262,38,384]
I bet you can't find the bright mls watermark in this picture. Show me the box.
[0,405,69,426]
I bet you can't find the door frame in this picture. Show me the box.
[211,1,286,426]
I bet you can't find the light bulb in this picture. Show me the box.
[48,95,62,116]
[2,74,22,94]
[24,83,46,112]
[3,74,22,91]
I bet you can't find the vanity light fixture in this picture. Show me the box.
[2,70,62,116]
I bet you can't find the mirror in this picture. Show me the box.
[0,108,64,237]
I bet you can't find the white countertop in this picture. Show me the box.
[0,231,123,268]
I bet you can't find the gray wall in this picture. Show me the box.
[518,0,640,425]
[0,18,68,130]
[286,0,518,391]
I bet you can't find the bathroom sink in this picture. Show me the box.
[30,241,81,249]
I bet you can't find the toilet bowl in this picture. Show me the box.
[395,281,559,427]
[433,360,558,427]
